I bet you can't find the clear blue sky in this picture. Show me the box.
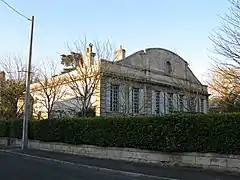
[0,0,230,83]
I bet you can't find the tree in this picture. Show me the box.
[61,38,115,117]
[209,0,240,112]
[104,71,148,116]
[0,56,27,119]
[60,52,83,74]
[207,65,240,112]
[31,60,67,119]
[210,0,240,67]
[169,76,207,114]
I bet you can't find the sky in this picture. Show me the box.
[0,0,231,83]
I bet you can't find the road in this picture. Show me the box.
[0,151,158,180]
[0,149,239,180]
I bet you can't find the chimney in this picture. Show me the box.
[85,43,95,65]
[115,45,126,61]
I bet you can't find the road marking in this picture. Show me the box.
[0,149,179,180]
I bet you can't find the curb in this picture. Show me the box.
[0,149,179,180]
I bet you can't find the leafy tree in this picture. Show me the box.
[60,52,83,74]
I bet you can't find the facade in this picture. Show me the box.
[97,47,209,116]
[28,45,209,119]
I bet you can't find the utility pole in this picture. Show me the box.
[22,16,34,150]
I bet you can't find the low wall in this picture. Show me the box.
[1,137,240,173]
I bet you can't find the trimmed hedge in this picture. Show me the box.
[1,113,240,154]
[0,120,9,137]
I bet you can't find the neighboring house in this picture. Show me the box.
[28,45,209,119]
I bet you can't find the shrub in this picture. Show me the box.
[3,113,240,154]
[0,120,10,137]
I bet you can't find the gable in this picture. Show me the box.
[115,48,202,85]
[186,67,202,84]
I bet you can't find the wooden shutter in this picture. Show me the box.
[139,89,145,115]
[152,90,156,115]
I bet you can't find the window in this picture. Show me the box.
[168,93,173,112]
[166,61,172,74]
[132,88,139,114]
[156,91,160,114]
[190,97,195,112]
[179,95,184,112]
[200,98,204,113]
[110,85,119,112]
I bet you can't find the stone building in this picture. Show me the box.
[28,45,209,119]
[97,46,209,116]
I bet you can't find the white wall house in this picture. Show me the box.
[98,47,209,116]
[28,45,209,119]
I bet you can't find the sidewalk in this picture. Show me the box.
[3,148,239,180]
[0,144,20,150]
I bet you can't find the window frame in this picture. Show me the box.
[165,61,172,74]
[155,91,160,114]
[132,88,140,114]
[200,98,204,113]
[168,93,173,112]
[190,97,196,112]
[179,95,184,112]
[110,84,119,112]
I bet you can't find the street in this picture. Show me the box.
[0,149,239,180]
[0,151,158,180]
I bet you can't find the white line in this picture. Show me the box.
[0,149,179,180]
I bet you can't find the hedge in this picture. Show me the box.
[1,113,240,154]
[0,120,9,137]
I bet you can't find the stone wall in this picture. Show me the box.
[1,137,240,173]
[101,75,208,116]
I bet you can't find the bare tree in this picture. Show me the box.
[0,55,28,119]
[31,60,67,119]
[61,38,115,117]
[208,0,240,111]
[168,76,207,113]
[210,0,240,67]
[104,71,148,116]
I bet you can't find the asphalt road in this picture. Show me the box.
[0,151,159,180]
[0,149,240,180]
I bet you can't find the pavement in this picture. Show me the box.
[0,147,240,180]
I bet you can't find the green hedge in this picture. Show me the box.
[0,120,9,137]
[2,113,240,154]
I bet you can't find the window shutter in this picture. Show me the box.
[203,98,207,114]
[152,90,156,115]
[105,83,111,112]
[160,91,165,115]
[128,86,132,114]
[198,98,201,112]
[183,96,187,112]
[139,89,145,115]
[165,92,169,114]
[195,98,198,112]
[177,94,180,111]
[119,85,124,113]
[173,94,178,111]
